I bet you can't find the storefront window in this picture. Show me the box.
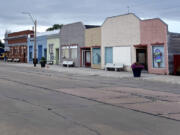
[93,48,101,64]
[62,47,69,59]
[152,46,165,68]
[71,48,77,59]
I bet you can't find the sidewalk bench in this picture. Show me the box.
[13,59,20,62]
[47,61,54,65]
[7,59,13,62]
[105,63,124,71]
[63,61,74,67]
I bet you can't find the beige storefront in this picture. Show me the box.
[84,27,101,69]
[101,13,141,70]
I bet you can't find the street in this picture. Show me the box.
[0,62,180,135]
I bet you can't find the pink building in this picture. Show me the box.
[135,18,169,74]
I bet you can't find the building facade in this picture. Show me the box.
[47,30,60,65]
[4,30,34,63]
[136,18,169,74]
[84,27,101,69]
[60,22,86,67]
[101,13,141,70]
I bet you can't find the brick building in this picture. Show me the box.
[4,30,34,63]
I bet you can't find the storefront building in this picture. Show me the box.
[27,31,56,63]
[101,13,141,71]
[82,26,101,69]
[47,30,60,65]
[136,18,169,74]
[60,22,86,67]
[4,30,34,63]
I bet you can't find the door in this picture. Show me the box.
[56,48,59,65]
[44,48,47,60]
[38,45,42,62]
[105,47,113,64]
[85,51,91,67]
[136,49,147,70]
[29,46,33,62]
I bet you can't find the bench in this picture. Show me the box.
[47,61,54,65]
[62,61,74,67]
[7,58,13,62]
[105,63,124,71]
[13,58,20,62]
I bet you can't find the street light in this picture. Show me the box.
[22,12,37,67]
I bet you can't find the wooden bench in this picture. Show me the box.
[62,61,74,67]
[105,63,124,71]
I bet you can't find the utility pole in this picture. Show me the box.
[34,20,37,66]
[22,12,38,67]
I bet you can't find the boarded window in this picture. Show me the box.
[113,47,131,66]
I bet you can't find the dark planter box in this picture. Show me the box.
[40,62,46,68]
[132,68,143,77]
[176,71,180,76]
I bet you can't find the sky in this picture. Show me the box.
[1,0,180,41]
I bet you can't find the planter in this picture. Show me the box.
[132,68,143,77]
[40,61,46,68]
[176,71,180,76]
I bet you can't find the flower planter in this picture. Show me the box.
[40,62,46,68]
[132,68,143,77]
[40,57,46,68]
[131,62,144,77]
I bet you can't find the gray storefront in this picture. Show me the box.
[60,22,85,67]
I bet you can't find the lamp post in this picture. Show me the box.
[22,12,37,67]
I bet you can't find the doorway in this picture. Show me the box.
[82,48,91,67]
[136,48,147,70]
[56,48,59,65]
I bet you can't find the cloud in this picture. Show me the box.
[1,0,180,40]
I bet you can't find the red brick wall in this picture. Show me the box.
[8,38,27,44]
[8,46,27,63]
[8,30,34,37]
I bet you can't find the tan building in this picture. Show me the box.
[81,26,101,69]
[101,13,141,70]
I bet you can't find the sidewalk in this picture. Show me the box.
[3,62,180,85]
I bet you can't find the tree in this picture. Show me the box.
[46,24,63,31]
[0,40,4,48]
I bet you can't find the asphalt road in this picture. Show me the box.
[0,63,180,135]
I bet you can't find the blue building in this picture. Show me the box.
[27,31,57,63]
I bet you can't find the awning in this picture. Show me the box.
[134,44,147,47]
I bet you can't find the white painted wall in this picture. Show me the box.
[113,47,131,66]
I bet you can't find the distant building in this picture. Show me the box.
[47,30,60,65]
[4,30,34,63]
[27,30,59,63]
[84,26,101,69]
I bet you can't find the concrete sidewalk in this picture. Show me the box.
[2,62,180,85]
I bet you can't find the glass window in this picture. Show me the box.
[152,46,165,68]
[62,47,69,59]
[71,48,77,59]
[93,48,101,64]
[105,47,113,64]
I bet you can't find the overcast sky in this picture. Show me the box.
[1,0,180,41]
